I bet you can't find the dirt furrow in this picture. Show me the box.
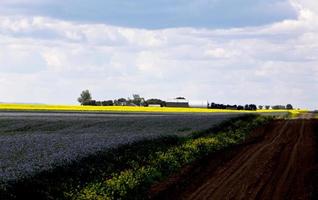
[187,120,291,200]
[156,119,318,200]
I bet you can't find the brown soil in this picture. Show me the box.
[150,119,318,200]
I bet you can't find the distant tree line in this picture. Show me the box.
[78,90,113,106]
[78,90,151,106]
[270,104,293,110]
[258,104,293,110]
[209,102,257,111]
[145,99,166,107]
[77,90,294,110]
[209,102,293,111]
[82,100,114,106]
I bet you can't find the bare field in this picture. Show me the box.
[0,112,242,184]
[152,119,318,200]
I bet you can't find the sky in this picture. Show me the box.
[0,0,317,109]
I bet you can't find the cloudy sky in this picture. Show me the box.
[0,0,317,109]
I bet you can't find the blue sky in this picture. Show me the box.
[1,0,297,28]
[0,0,318,109]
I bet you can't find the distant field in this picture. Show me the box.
[0,103,306,115]
[0,105,307,199]
[0,114,275,199]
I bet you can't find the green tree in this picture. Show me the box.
[78,90,92,105]
[129,94,145,106]
[286,104,293,110]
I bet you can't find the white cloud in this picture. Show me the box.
[204,47,238,59]
[0,0,317,108]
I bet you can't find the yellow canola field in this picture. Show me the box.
[0,103,307,115]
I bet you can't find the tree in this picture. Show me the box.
[237,105,244,110]
[265,105,270,110]
[78,90,92,105]
[128,94,145,106]
[83,100,96,106]
[133,94,141,100]
[114,98,127,106]
[249,104,257,110]
[146,99,165,107]
[118,98,127,103]
[244,104,257,111]
[286,104,293,110]
[272,105,286,110]
[258,105,263,110]
[102,100,114,106]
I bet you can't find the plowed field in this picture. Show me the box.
[152,118,318,200]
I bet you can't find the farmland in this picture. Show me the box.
[0,107,314,200]
[0,111,246,198]
[151,116,318,200]
[0,103,305,115]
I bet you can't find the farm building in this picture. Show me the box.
[148,104,161,107]
[165,97,189,108]
[189,100,209,108]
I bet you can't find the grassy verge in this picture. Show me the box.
[0,115,272,200]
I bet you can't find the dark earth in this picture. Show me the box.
[151,114,318,200]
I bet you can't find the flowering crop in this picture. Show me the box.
[0,103,305,114]
[0,114,237,186]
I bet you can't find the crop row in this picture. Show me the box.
[71,115,272,200]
